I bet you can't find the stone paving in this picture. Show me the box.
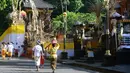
[0,58,41,73]
[0,57,100,73]
[60,60,130,73]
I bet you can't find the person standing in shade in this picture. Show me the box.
[45,38,59,73]
[32,40,44,71]
[7,42,14,60]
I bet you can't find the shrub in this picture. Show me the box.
[52,12,96,33]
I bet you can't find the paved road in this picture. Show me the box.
[0,57,100,73]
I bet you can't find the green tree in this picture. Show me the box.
[52,12,96,32]
[80,0,104,13]
[0,0,12,35]
[88,0,103,24]
[68,0,84,12]
[0,0,11,11]
[82,0,104,38]
[44,0,84,17]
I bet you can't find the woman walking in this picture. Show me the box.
[32,40,44,71]
[1,42,7,60]
[7,42,14,60]
[45,38,59,73]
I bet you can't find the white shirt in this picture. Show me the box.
[32,45,42,57]
[1,44,7,49]
[7,44,14,53]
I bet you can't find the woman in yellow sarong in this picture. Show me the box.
[7,42,14,60]
[45,38,59,73]
[1,42,7,60]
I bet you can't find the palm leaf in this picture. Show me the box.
[87,0,103,24]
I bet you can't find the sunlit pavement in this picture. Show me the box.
[0,57,100,73]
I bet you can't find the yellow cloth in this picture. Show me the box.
[50,44,59,58]
[45,43,59,58]
[2,55,5,59]
[6,52,8,55]
[1,49,6,55]
[8,52,12,57]
[1,49,6,59]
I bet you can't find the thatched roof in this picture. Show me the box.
[23,0,54,9]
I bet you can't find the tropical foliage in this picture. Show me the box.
[52,12,96,32]
[0,0,12,35]
[68,0,84,12]
[0,0,24,35]
[44,0,84,16]
[0,0,104,35]
[87,0,104,27]
[0,0,11,11]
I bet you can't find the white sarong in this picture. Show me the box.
[34,56,40,66]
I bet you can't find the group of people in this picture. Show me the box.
[0,42,24,60]
[32,37,60,73]
[0,37,59,73]
[0,42,14,60]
